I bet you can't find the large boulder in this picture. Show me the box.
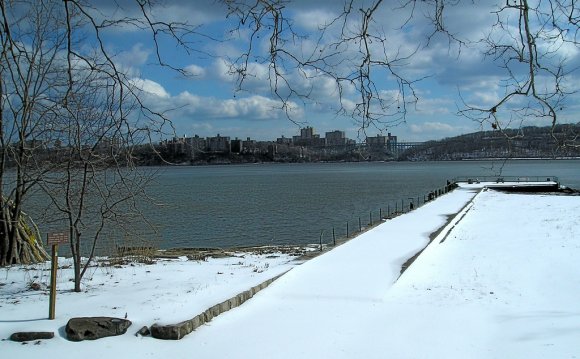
[10,332,54,342]
[65,317,132,341]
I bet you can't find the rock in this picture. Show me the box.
[150,321,193,340]
[10,332,54,342]
[135,326,150,337]
[65,317,132,341]
[29,282,42,291]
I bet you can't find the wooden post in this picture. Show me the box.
[319,230,324,251]
[346,222,349,238]
[369,211,372,226]
[47,231,68,320]
[380,208,382,219]
[48,244,58,320]
[358,217,362,232]
[332,227,336,246]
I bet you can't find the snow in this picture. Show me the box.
[2,183,579,358]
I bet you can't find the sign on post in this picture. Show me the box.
[47,231,69,320]
[47,232,68,246]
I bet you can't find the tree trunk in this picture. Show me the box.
[0,199,49,266]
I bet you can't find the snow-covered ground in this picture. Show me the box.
[2,183,579,358]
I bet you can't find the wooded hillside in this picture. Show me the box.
[399,124,580,161]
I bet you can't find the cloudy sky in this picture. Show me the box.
[95,0,580,142]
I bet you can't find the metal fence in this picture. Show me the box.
[453,175,559,184]
[316,181,458,250]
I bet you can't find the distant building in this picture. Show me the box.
[184,135,206,153]
[301,126,314,139]
[366,134,387,148]
[325,130,347,146]
[97,136,122,150]
[267,144,277,159]
[243,137,258,153]
[207,134,231,153]
[231,138,243,153]
[276,136,292,145]
[293,126,326,147]
[386,132,398,153]
[367,133,398,154]
[165,135,187,155]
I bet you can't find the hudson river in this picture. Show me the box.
[137,159,580,249]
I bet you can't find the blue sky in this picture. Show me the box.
[96,0,580,142]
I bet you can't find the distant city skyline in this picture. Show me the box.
[164,126,404,146]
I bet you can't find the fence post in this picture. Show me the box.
[319,230,324,252]
[332,227,336,246]
[369,211,372,226]
[346,222,349,238]
[359,217,362,232]
[380,208,382,220]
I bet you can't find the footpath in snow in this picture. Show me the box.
[2,183,579,358]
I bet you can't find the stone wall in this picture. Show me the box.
[150,271,287,340]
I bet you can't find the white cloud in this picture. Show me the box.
[412,97,453,115]
[114,43,151,69]
[212,59,233,82]
[173,91,303,120]
[184,64,206,78]
[293,9,340,31]
[410,122,456,134]
[95,0,229,31]
[130,78,170,98]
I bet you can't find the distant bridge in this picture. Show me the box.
[391,142,424,153]
[364,141,425,154]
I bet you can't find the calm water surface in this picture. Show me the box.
[143,160,580,249]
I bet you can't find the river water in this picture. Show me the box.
[132,159,579,250]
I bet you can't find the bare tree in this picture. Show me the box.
[459,0,580,150]
[221,0,428,138]
[36,66,158,292]
[0,0,196,287]
[221,0,579,148]
[0,0,64,265]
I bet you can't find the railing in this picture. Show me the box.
[453,175,559,184]
[316,181,458,251]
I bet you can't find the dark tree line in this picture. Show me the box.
[400,124,580,161]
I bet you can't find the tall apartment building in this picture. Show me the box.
[386,132,398,152]
[293,126,326,147]
[325,130,347,146]
[301,126,315,139]
[366,134,387,147]
[366,132,398,152]
[207,134,231,153]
